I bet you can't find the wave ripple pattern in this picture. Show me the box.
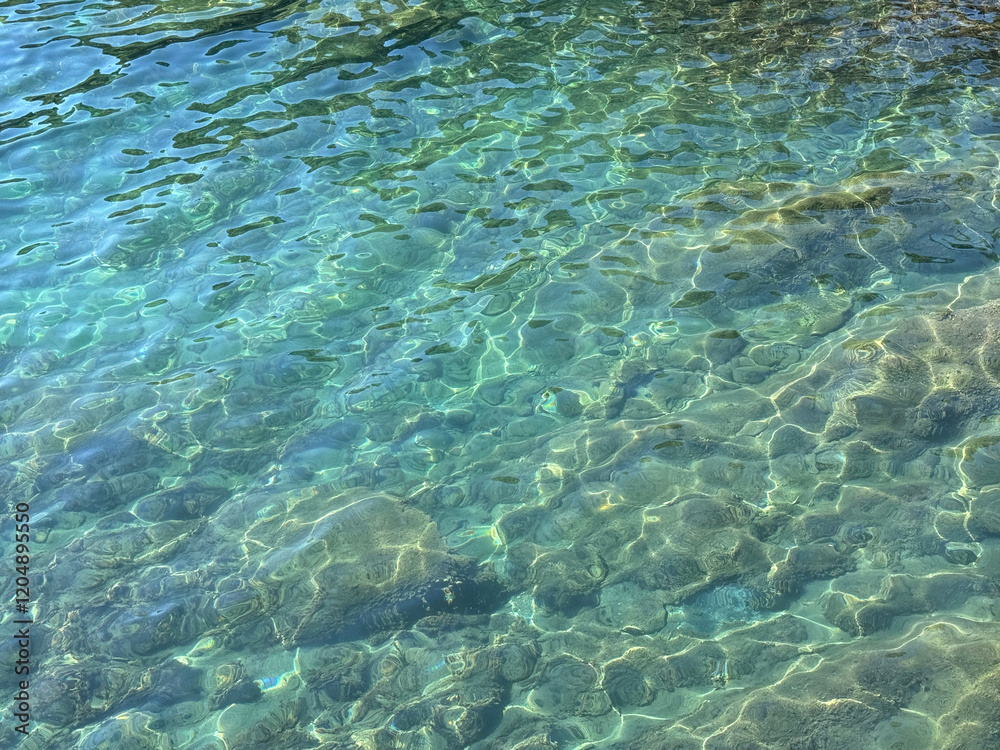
[3,0,1000,747]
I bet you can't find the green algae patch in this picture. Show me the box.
[694,200,738,213]
[680,179,794,202]
[653,440,684,449]
[959,435,1000,460]
[722,228,785,245]
[671,290,716,308]
[787,186,894,212]
[730,207,817,225]
[523,179,573,192]
[600,254,639,268]
[905,252,955,264]
[860,305,902,318]
[859,147,913,173]
[845,227,882,239]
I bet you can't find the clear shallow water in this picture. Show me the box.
[4,0,1000,746]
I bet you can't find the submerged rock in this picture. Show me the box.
[602,658,655,709]
[247,489,510,647]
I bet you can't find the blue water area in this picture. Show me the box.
[5,0,1000,746]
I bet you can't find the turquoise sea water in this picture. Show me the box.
[5,0,1000,746]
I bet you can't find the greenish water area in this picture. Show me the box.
[5,0,1000,746]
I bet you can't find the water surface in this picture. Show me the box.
[4,0,1000,747]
